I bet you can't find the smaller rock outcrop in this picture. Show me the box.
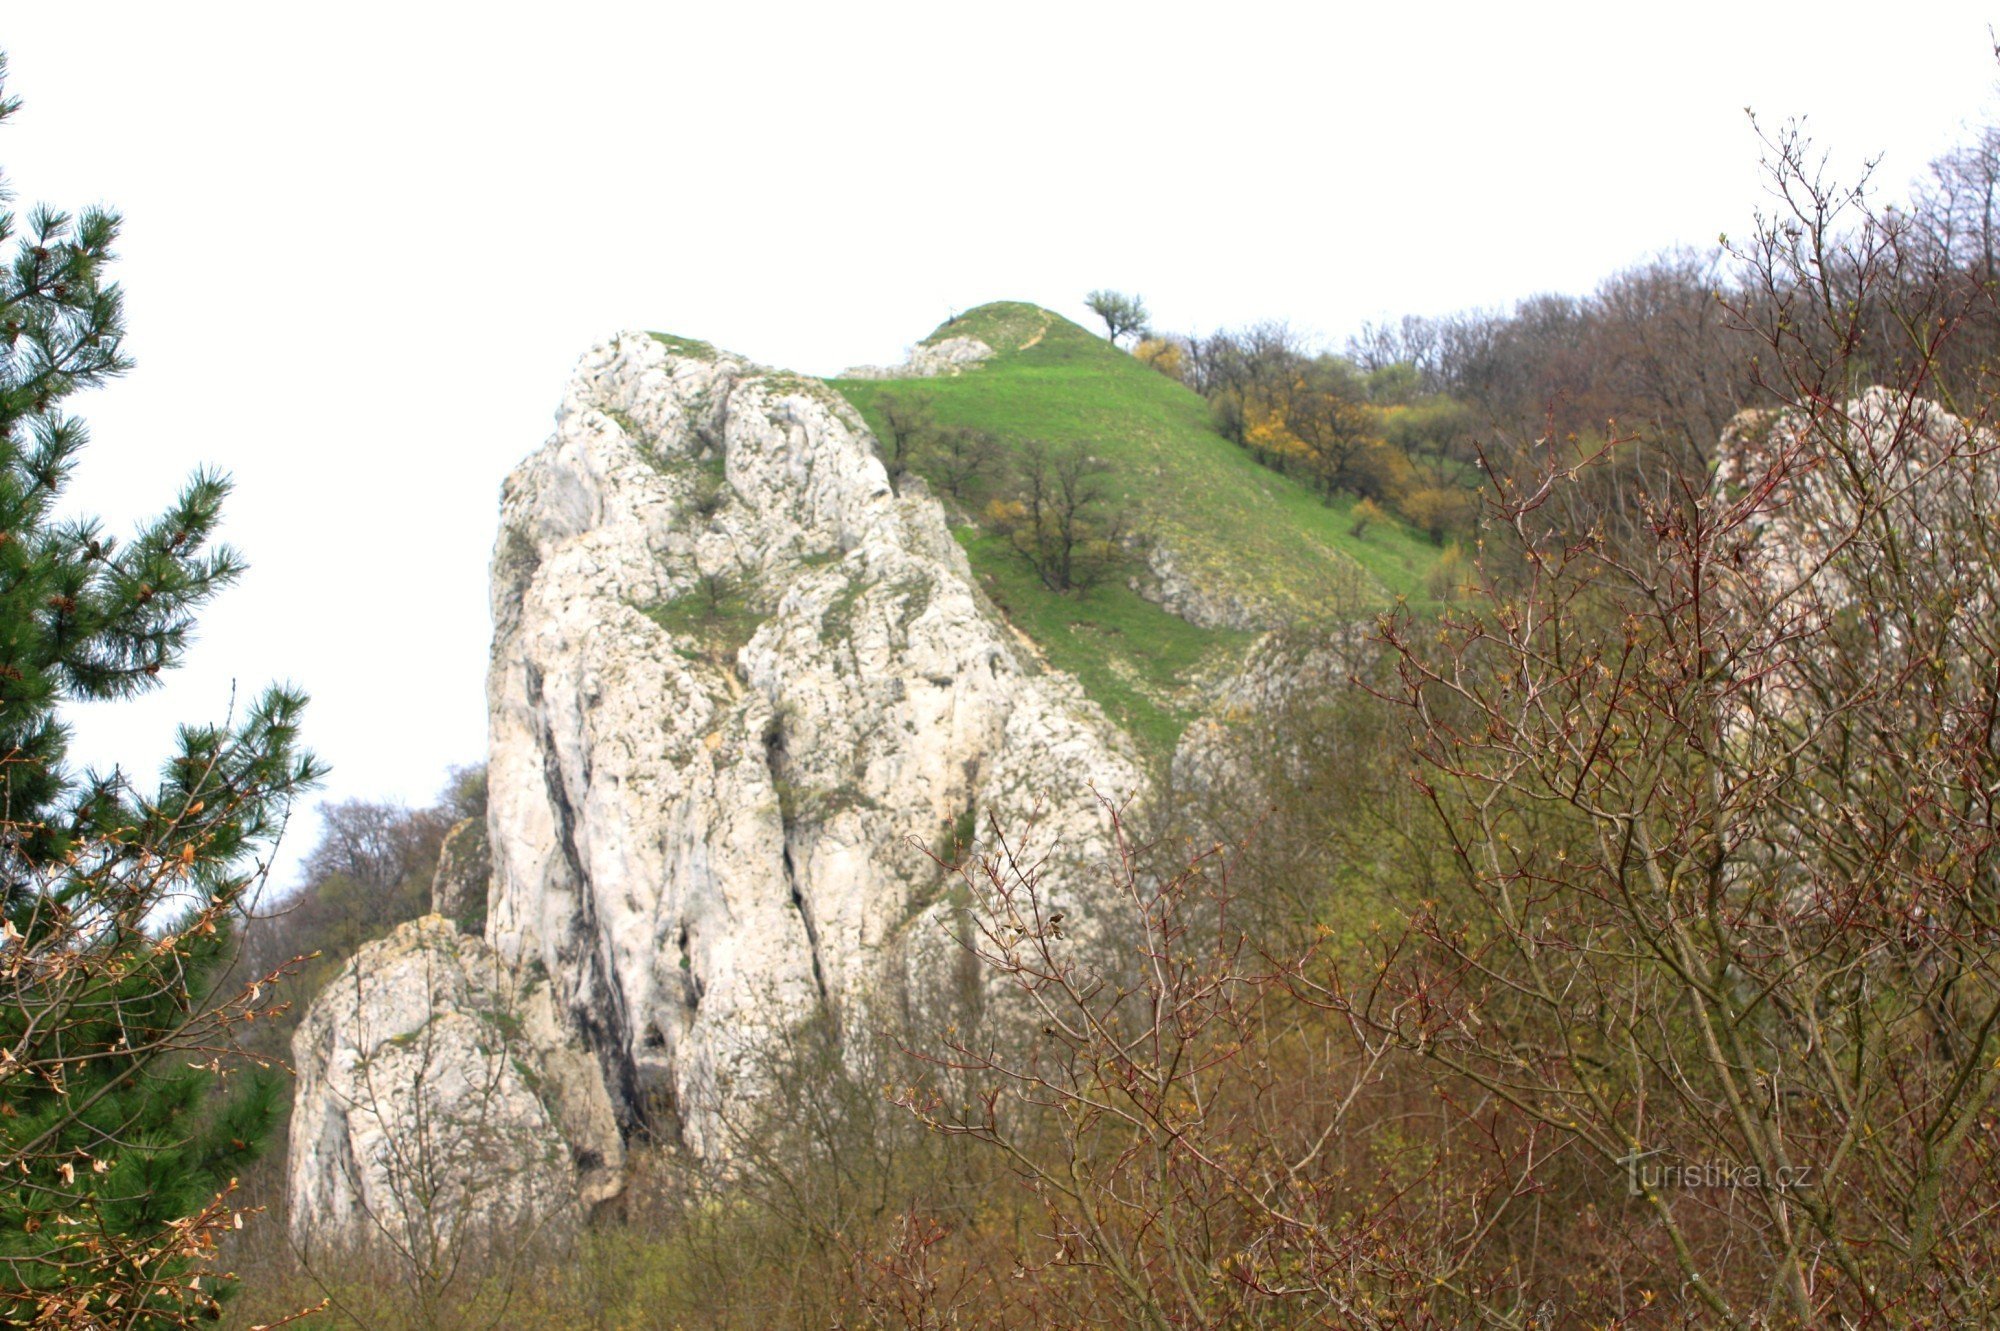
[838,335,993,379]
[1716,389,1998,617]
[1708,388,1999,744]
[429,817,491,933]
[287,916,622,1256]
[1169,627,1371,817]
[1133,543,1285,632]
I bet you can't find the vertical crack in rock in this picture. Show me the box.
[692,369,737,456]
[676,926,702,1013]
[763,711,832,1019]
[527,662,645,1137]
[783,840,830,1014]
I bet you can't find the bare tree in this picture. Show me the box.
[1360,118,2000,1325]
[990,441,1127,594]
[874,391,935,490]
[923,424,1004,504]
[895,803,1542,1328]
[1910,122,2000,288]
[303,801,447,897]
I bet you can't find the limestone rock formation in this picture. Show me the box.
[1134,541,1285,633]
[1716,388,1998,617]
[286,916,623,1256]
[1169,626,1371,823]
[483,330,1145,1157]
[838,334,993,379]
[290,327,1154,1248]
[429,816,490,933]
[1709,388,1999,752]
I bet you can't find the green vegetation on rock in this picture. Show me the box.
[647,330,719,360]
[643,578,761,664]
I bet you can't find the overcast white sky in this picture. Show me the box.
[5,3,1996,891]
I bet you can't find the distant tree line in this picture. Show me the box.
[229,766,487,1068]
[1123,120,2000,564]
[1134,319,1483,544]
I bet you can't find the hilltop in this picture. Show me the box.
[828,301,1444,757]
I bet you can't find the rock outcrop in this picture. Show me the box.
[1716,388,1998,618]
[485,332,1144,1157]
[429,816,490,933]
[1168,626,1373,829]
[1709,388,2000,748]
[290,329,1149,1246]
[838,334,993,380]
[287,916,623,1255]
[1133,542,1285,633]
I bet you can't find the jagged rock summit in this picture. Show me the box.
[289,329,1147,1247]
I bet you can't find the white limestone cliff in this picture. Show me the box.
[484,332,1146,1159]
[289,328,1150,1250]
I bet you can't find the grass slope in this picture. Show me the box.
[828,302,1444,762]
[957,528,1253,759]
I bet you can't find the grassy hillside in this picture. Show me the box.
[829,302,1445,762]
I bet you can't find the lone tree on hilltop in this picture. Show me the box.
[1085,289,1149,346]
[0,52,322,1325]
